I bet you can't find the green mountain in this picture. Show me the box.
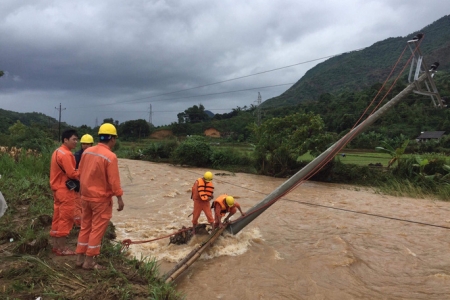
[263,15,450,108]
[0,108,62,135]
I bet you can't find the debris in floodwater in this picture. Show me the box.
[169,224,210,245]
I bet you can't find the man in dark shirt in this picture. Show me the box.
[73,134,94,226]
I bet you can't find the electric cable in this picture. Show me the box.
[183,169,450,231]
[69,47,367,109]
[70,82,294,109]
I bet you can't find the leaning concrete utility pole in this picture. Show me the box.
[228,36,443,235]
[164,226,227,283]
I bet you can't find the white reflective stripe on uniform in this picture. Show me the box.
[77,242,89,246]
[56,149,66,155]
[83,151,111,162]
[88,245,101,249]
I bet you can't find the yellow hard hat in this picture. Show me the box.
[203,171,213,182]
[80,134,94,144]
[225,196,234,207]
[98,123,118,136]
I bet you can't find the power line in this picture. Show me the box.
[71,108,241,114]
[127,83,294,105]
[71,82,294,108]
[69,48,366,109]
[73,108,230,113]
[111,54,341,103]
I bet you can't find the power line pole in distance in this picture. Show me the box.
[256,92,262,126]
[55,103,66,142]
[149,104,153,124]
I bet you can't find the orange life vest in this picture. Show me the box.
[214,194,229,216]
[195,178,214,201]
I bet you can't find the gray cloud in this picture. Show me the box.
[0,0,448,127]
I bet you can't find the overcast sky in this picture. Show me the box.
[0,1,448,127]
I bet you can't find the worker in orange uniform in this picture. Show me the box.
[191,171,214,234]
[73,134,94,227]
[75,123,124,270]
[213,195,245,229]
[49,129,80,255]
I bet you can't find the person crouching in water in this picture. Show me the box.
[73,134,94,227]
[213,195,245,229]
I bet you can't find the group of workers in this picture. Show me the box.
[49,123,123,270]
[49,122,245,271]
[191,171,245,233]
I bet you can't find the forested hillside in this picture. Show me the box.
[263,15,450,108]
[0,108,61,135]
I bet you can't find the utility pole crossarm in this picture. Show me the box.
[407,35,445,108]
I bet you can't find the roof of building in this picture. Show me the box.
[416,131,446,139]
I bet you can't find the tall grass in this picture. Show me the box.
[374,179,430,198]
[1,151,52,216]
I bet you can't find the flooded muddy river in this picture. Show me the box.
[113,159,450,299]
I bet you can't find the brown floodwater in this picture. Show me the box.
[113,159,450,300]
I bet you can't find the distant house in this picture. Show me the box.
[415,131,445,142]
[204,127,221,138]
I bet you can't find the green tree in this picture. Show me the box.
[102,118,119,126]
[171,135,212,167]
[252,112,331,176]
[8,120,27,136]
[8,121,53,151]
[118,119,151,141]
[375,139,409,168]
[177,104,209,123]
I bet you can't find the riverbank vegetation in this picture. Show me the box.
[0,151,181,299]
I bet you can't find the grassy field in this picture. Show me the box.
[297,151,392,167]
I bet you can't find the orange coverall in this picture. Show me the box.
[49,145,80,237]
[76,143,123,257]
[73,193,82,227]
[192,178,214,226]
